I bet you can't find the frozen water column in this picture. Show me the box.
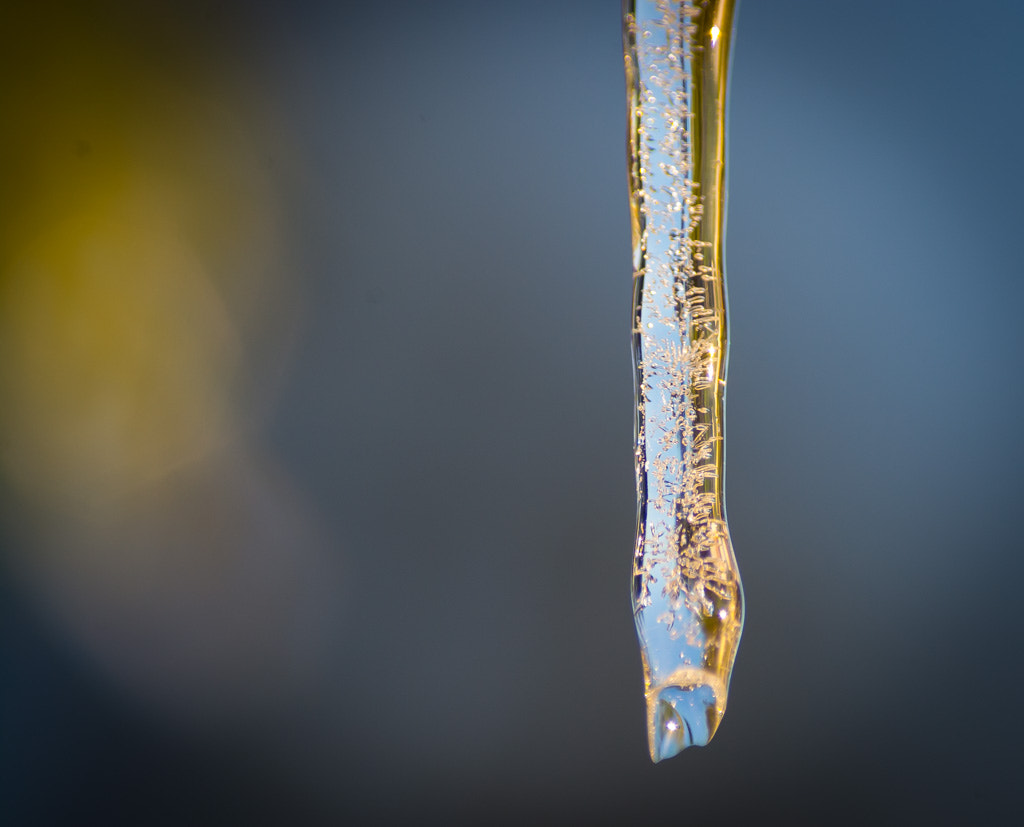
[623,0,744,762]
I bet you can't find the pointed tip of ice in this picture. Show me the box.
[648,683,722,762]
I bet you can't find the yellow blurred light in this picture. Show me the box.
[0,28,289,512]
[0,0,341,740]
[710,25,721,44]
[0,182,240,507]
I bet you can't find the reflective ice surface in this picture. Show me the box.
[623,0,743,761]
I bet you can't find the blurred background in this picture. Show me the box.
[2,0,1022,823]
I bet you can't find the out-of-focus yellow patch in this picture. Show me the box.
[0,2,340,736]
[0,180,240,507]
[0,2,289,512]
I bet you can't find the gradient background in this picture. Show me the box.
[2,1,1022,824]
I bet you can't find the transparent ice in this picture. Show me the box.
[623,0,743,762]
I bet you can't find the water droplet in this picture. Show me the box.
[651,683,720,762]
